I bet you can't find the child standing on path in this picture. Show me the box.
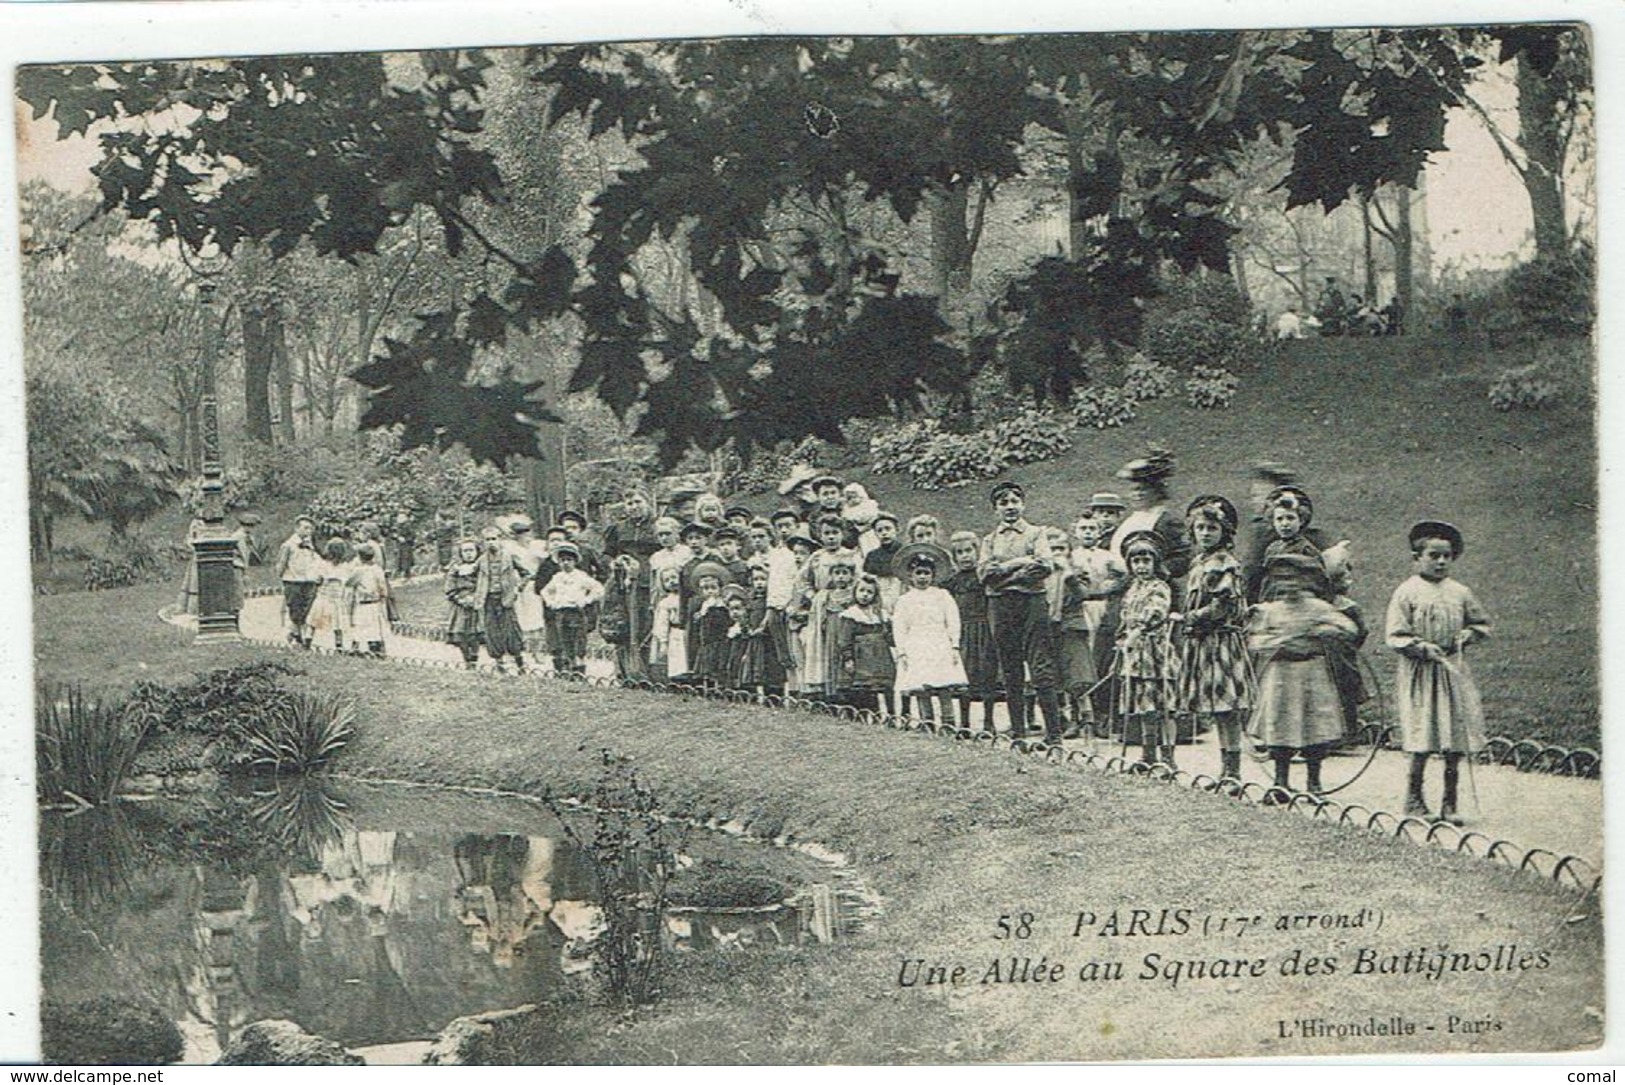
[649,566,687,683]
[1047,526,1096,740]
[978,482,1064,744]
[1248,552,1358,800]
[1116,530,1177,768]
[893,544,966,728]
[306,538,353,652]
[834,575,895,713]
[1386,521,1492,824]
[444,539,484,669]
[1176,496,1254,782]
[945,531,1000,732]
[539,542,605,678]
[345,542,392,657]
[475,527,528,674]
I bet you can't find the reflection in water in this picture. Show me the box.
[41,781,853,1063]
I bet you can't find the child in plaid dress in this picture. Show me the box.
[1176,496,1254,783]
[1116,530,1176,768]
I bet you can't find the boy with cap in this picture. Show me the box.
[712,526,753,586]
[539,541,605,677]
[977,481,1065,743]
[276,515,323,647]
[862,511,903,613]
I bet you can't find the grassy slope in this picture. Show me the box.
[32,578,1604,1062]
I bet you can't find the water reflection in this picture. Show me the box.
[41,779,852,1063]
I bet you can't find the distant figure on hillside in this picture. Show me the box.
[1445,294,1468,340]
[1315,278,1346,337]
[1274,307,1305,340]
[1381,296,1405,336]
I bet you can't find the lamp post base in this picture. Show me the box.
[192,533,243,644]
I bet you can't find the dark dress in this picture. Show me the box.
[690,600,734,687]
[944,568,1000,696]
[834,608,896,694]
[603,516,661,678]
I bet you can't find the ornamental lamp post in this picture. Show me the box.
[191,279,243,644]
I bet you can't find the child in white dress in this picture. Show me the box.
[892,545,967,728]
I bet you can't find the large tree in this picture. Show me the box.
[18,29,1474,467]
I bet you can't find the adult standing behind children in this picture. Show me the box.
[978,481,1065,744]
[602,486,661,680]
[1110,450,1191,592]
[277,515,323,647]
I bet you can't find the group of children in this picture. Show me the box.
[273,455,1494,824]
[276,516,395,657]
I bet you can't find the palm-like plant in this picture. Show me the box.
[240,691,357,774]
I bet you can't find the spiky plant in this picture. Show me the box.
[240,691,356,774]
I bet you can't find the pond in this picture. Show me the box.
[40,778,875,1064]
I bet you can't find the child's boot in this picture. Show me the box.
[1404,754,1430,818]
[1440,754,1464,825]
[1263,750,1291,804]
[1159,745,1177,770]
[1305,747,1325,796]
[1220,749,1241,782]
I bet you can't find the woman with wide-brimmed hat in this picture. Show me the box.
[1109,447,1192,588]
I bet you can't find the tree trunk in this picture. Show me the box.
[271,306,295,446]
[1359,195,1377,303]
[241,305,276,445]
[1516,54,1568,258]
[1393,187,1415,314]
[927,182,973,313]
[1229,247,1252,308]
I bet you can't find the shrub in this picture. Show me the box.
[907,430,1007,490]
[1488,364,1561,410]
[991,408,1074,466]
[1185,366,1241,409]
[82,534,173,592]
[1120,355,1177,402]
[42,997,183,1066]
[240,691,357,774]
[36,683,155,806]
[1142,307,1247,373]
[869,419,944,475]
[1505,245,1595,337]
[1070,386,1138,429]
[548,750,683,1012]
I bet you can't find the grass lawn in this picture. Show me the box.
[31,574,1605,1062]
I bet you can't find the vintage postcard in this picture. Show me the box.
[3,0,1612,1067]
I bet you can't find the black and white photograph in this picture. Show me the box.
[2,0,1609,1067]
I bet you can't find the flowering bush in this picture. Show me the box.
[991,408,1074,466]
[1184,366,1240,409]
[1071,386,1138,429]
[1488,365,1560,410]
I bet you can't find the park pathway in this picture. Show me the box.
[232,594,1602,878]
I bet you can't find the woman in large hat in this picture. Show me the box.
[1110,446,1192,587]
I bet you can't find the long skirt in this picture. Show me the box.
[1396,656,1486,753]
[1249,654,1345,749]
[613,585,652,681]
[959,613,1002,696]
[351,600,389,645]
[482,599,525,659]
[1056,628,1096,698]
